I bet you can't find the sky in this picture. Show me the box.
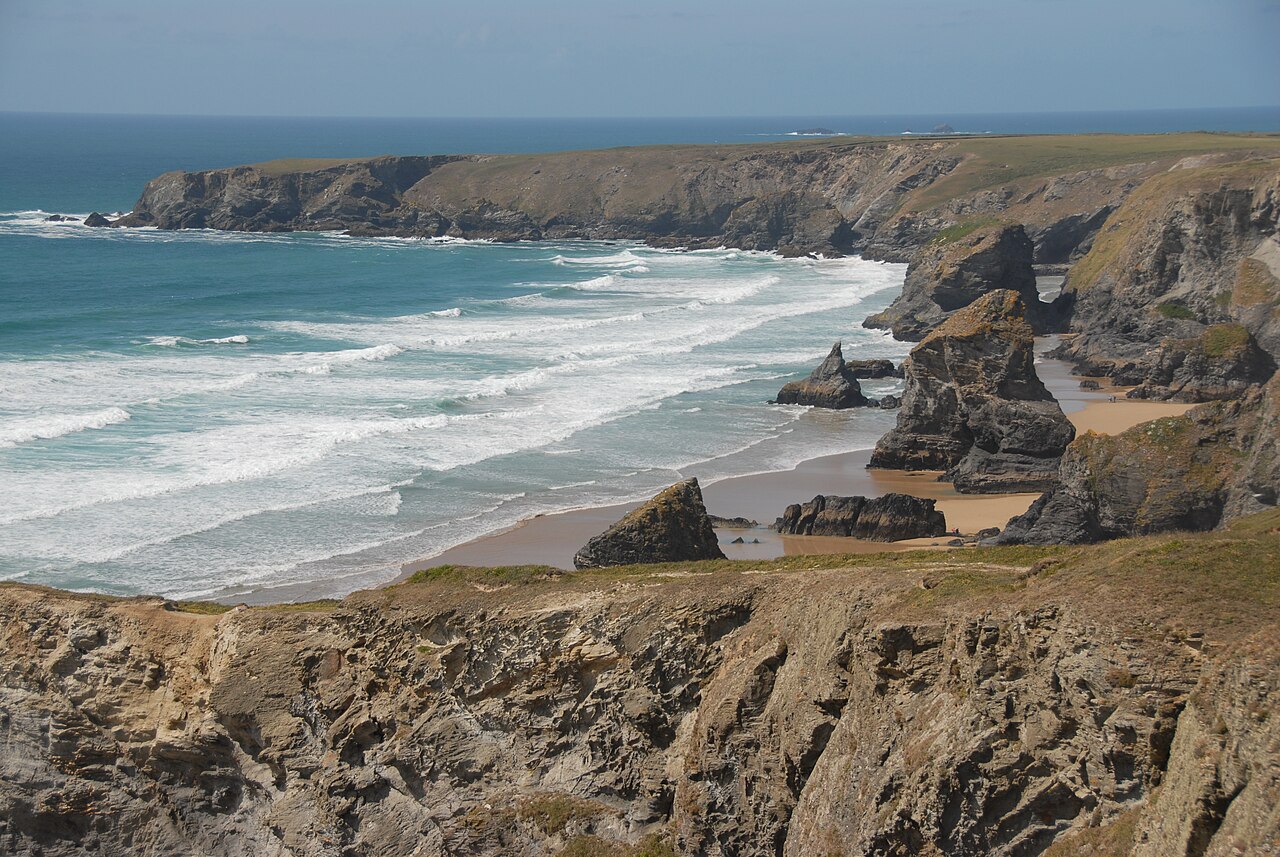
[1,0,1277,118]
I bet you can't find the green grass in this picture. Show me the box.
[1198,323,1251,357]
[905,133,1280,213]
[400,563,562,587]
[172,600,233,615]
[517,793,615,836]
[1041,807,1142,857]
[928,216,1005,246]
[1156,301,1196,320]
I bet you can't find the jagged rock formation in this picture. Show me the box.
[1057,158,1280,383]
[863,222,1065,340]
[997,376,1280,545]
[573,478,725,569]
[776,492,946,540]
[870,290,1076,493]
[843,358,900,378]
[1126,324,1275,402]
[0,516,1277,856]
[774,342,868,408]
[105,135,1280,259]
[82,212,114,227]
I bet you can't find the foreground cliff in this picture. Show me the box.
[106,134,1280,259]
[1,515,1277,857]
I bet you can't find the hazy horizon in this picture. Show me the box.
[2,0,1277,119]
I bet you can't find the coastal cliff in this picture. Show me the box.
[1,515,1277,856]
[110,135,1280,260]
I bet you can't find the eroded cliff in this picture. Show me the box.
[1,515,1277,857]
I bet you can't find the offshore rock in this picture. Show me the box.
[83,212,114,227]
[1126,324,1275,402]
[775,342,868,408]
[997,376,1280,544]
[776,493,946,541]
[863,223,1063,341]
[870,290,1076,493]
[573,478,725,568]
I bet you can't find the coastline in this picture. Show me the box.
[395,342,1197,579]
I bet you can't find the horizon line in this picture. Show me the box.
[2,105,1279,123]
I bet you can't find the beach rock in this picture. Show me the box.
[877,394,901,409]
[870,290,1076,493]
[83,212,114,227]
[708,515,759,529]
[844,358,900,378]
[1126,324,1275,402]
[976,526,1001,540]
[863,223,1063,341]
[996,375,1280,544]
[730,536,746,544]
[776,493,946,541]
[775,342,868,408]
[573,478,725,568]
[44,214,75,222]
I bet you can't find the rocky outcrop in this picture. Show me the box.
[573,478,725,568]
[82,212,114,227]
[996,376,1280,545]
[870,290,1076,493]
[863,223,1065,340]
[774,342,868,408]
[1126,324,1275,402]
[1057,159,1280,381]
[776,493,946,540]
[1,517,1278,856]
[843,358,900,378]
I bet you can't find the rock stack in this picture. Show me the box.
[775,342,868,408]
[870,290,1076,493]
[574,478,726,568]
[776,493,946,541]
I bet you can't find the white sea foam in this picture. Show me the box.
[0,407,131,448]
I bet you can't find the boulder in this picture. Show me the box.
[863,223,1063,341]
[574,478,726,569]
[44,214,75,222]
[877,394,901,409]
[1126,324,1275,403]
[708,515,759,529]
[83,212,115,227]
[775,342,868,408]
[844,358,900,378]
[869,290,1076,493]
[777,493,946,541]
[996,375,1280,544]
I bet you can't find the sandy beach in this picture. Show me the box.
[402,342,1199,576]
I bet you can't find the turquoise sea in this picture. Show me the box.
[1,108,1276,600]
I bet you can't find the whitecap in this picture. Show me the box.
[0,407,131,449]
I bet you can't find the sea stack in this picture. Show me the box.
[870,290,1075,493]
[863,222,1057,341]
[776,493,946,541]
[573,478,726,568]
[775,342,868,408]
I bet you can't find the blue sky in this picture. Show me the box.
[1,0,1276,117]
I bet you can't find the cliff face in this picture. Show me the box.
[997,376,1280,545]
[1059,158,1280,378]
[1,518,1277,857]
[111,135,1280,259]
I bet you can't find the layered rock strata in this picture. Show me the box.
[870,290,1076,493]
[573,478,725,569]
[1126,324,1275,403]
[774,342,868,408]
[863,222,1065,340]
[1057,158,1280,382]
[1,516,1277,856]
[776,493,946,540]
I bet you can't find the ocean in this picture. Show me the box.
[1,108,1275,601]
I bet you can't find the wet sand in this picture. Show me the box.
[400,343,1201,576]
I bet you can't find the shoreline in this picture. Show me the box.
[394,343,1197,580]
